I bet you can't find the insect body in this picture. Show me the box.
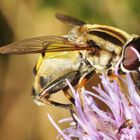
[0,14,139,108]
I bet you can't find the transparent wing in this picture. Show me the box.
[55,13,86,26]
[0,36,91,55]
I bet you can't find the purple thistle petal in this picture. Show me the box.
[59,117,73,124]
[85,90,118,123]
[47,114,71,140]
[48,73,140,140]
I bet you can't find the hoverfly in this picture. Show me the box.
[0,14,139,109]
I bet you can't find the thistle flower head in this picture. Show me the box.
[48,74,140,140]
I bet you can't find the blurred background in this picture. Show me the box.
[0,0,140,140]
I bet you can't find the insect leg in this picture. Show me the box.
[35,70,82,108]
[107,71,124,89]
[63,88,75,105]
[76,70,95,108]
[35,96,73,109]
[35,96,75,118]
[118,119,133,133]
[40,70,81,97]
[77,70,95,89]
[61,70,95,105]
[39,70,81,103]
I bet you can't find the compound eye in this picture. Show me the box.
[122,37,140,71]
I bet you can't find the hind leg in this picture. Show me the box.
[34,70,81,109]
[63,89,75,104]
[34,95,73,109]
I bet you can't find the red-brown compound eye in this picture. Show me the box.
[122,37,140,71]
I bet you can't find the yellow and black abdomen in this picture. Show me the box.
[33,51,82,96]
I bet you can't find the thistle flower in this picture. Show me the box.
[48,74,140,140]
